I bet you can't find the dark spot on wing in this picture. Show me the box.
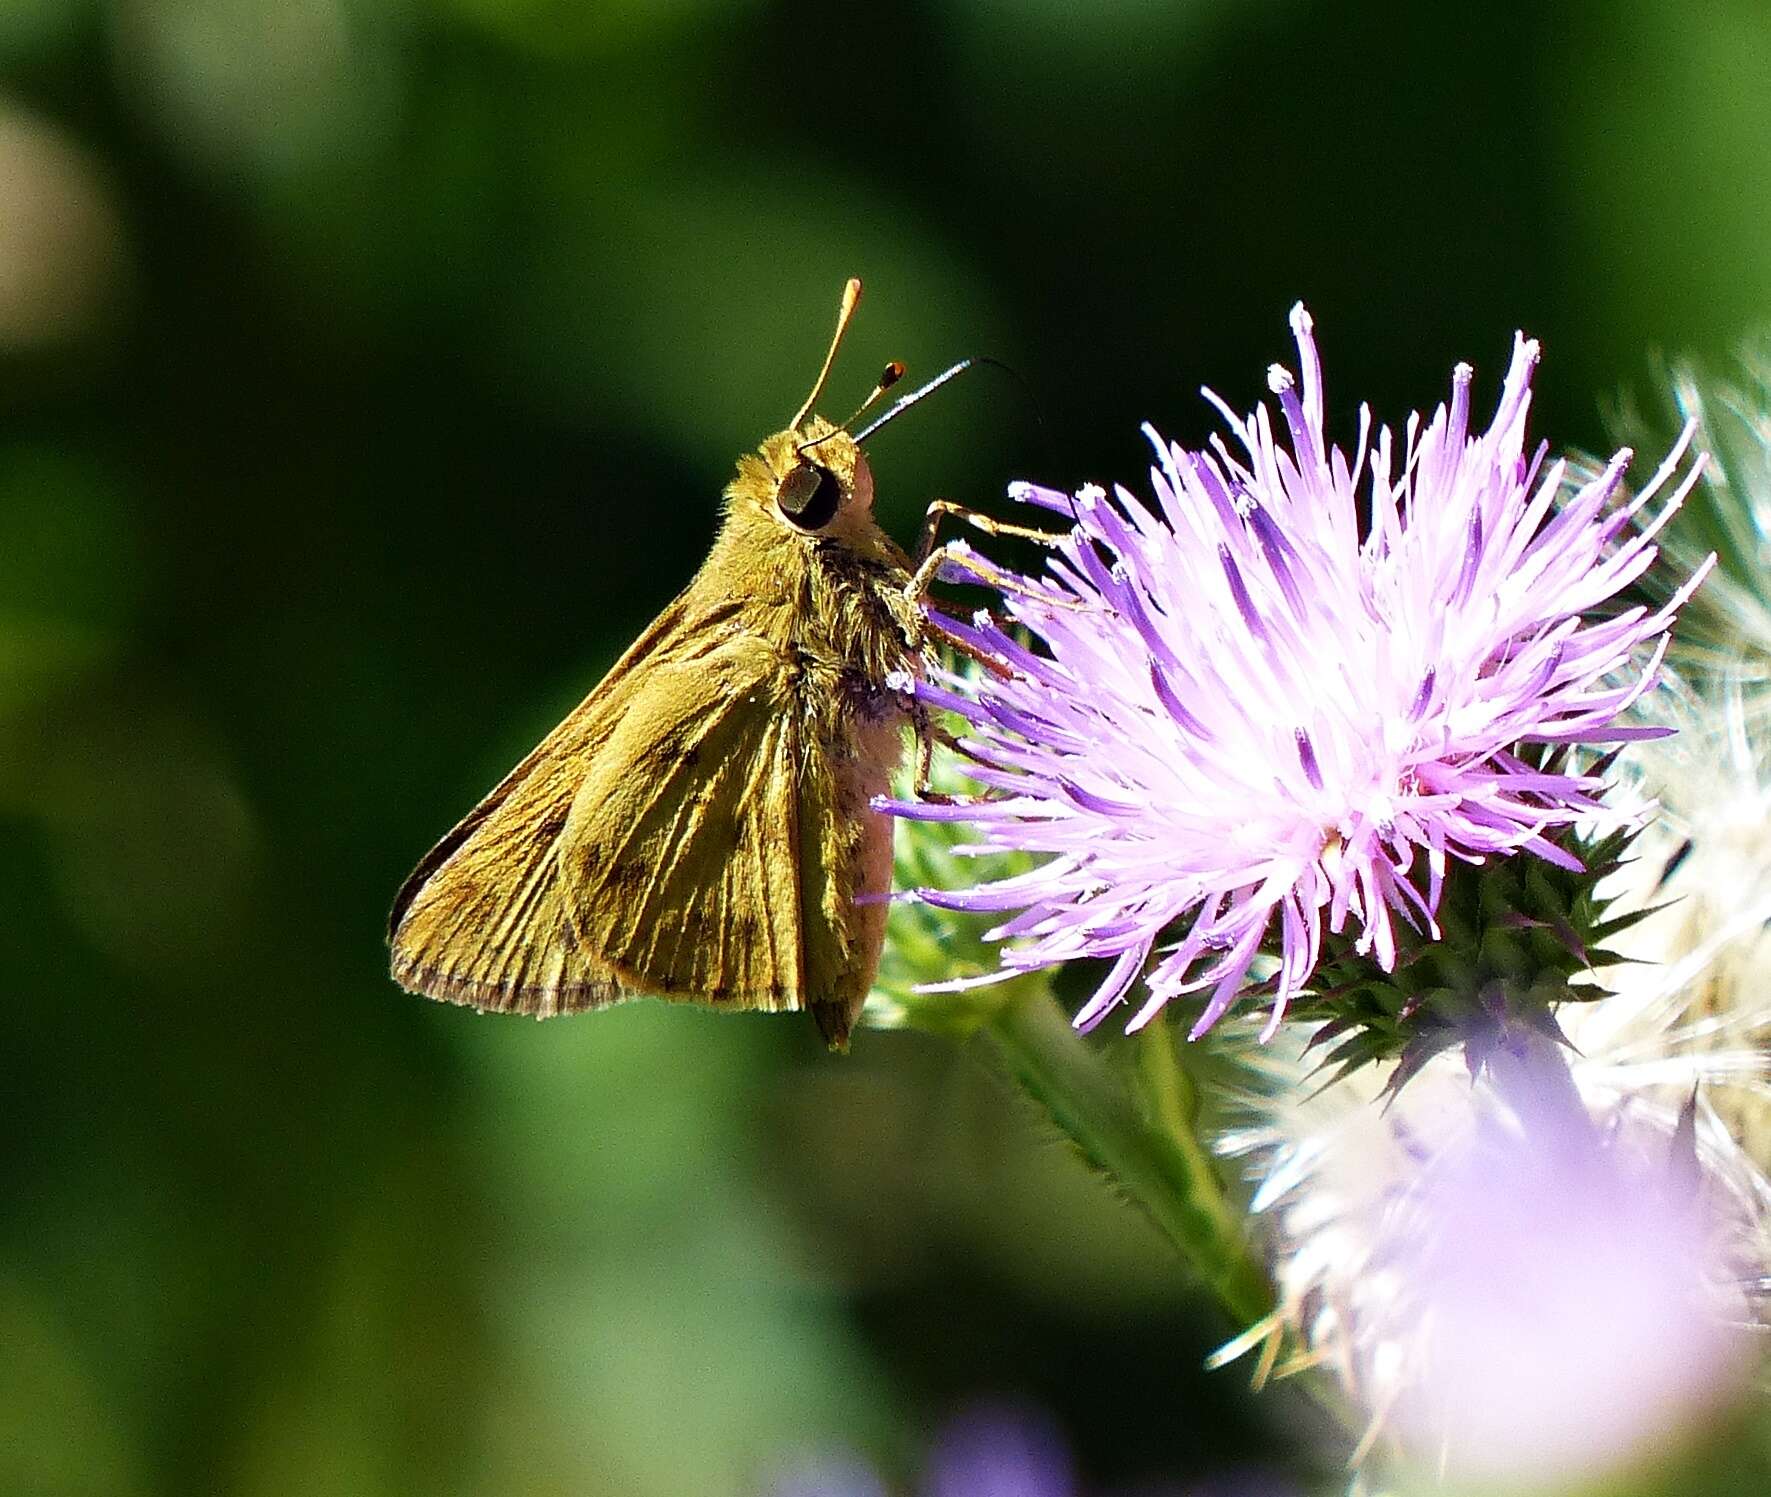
[604,860,647,892]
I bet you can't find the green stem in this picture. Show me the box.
[984,989,1274,1329]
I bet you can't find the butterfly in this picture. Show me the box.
[389,280,1000,1049]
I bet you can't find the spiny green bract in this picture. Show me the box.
[1290,819,1658,1097]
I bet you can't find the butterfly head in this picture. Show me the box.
[726,419,875,539]
[722,279,898,538]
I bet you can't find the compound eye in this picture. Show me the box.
[776,462,842,530]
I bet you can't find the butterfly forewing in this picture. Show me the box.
[561,632,806,1010]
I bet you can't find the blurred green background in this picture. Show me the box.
[4,2,1770,1493]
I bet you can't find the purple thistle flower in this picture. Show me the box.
[885,306,1711,1040]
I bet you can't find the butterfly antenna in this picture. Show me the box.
[853,355,1052,468]
[854,358,977,443]
[798,361,907,456]
[789,277,864,430]
[847,360,907,424]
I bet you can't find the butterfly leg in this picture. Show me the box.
[914,496,1068,565]
[916,604,1016,683]
[906,695,973,804]
[923,596,1023,637]
[908,698,946,803]
[905,539,1083,617]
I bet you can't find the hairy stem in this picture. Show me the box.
[984,991,1274,1328]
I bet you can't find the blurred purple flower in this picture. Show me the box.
[1382,1067,1753,1480]
[924,1403,1075,1497]
[765,1401,1228,1497]
[887,306,1709,1038]
[764,1403,1073,1497]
